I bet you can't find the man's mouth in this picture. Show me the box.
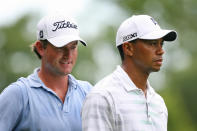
[153,58,163,65]
[60,61,72,64]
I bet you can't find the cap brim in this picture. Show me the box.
[47,35,86,47]
[139,29,177,41]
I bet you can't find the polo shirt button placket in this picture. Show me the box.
[148,114,151,120]
[58,103,61,107]
[146,102,152,124]
[58,102,62,110]
[136,89,144,95]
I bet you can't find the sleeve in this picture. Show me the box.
[82,92,115,131]
[0,83,24,131]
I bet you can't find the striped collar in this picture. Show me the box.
[114,65,155,96]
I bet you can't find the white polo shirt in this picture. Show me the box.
[82,65,168,131]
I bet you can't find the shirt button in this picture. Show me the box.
[67,97,69,101]
[136,89,143,95]
[58,103,61,107]
[148,115,152,121]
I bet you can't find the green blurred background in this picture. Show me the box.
[0,0,197,130]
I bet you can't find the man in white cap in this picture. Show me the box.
[82,15,177,131]
[0,14,92,131]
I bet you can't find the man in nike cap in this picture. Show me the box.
[82,14,177,131]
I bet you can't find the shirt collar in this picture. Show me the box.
[27,68,78,90]
[27,68,43,88]
[146,81,155,96]
[114,65,155,95]
[114,65,138,92]
[68,74,78,89]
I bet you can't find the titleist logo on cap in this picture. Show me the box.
[52,20,78,32]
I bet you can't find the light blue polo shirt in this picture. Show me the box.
[0,68,92,131]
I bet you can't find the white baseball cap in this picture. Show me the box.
[116,15,177,47]
[37,14,86,47]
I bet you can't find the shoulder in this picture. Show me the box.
[151,88,168,112]
[69,74,93,94]
[0,78,29,113]
[0,77,32,104]
[76,80,93,94]
[82,78,116,120]
[77,80,93,88]
[83,78,115,110]
[148,86,165,103]
[0,77,32,130]
[1,77,28,97]
[153,91,166,104]
[86,73,119,104]
[0,74,37,104]
[91,73,119,95]
[1,82,21,100]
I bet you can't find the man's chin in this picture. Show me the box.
[152,68,161,72]
[149,67,161,73]
[62,70,72,76]
[55,69,72,76]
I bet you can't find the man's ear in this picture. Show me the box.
[122,42,134,56]
[35,41,45,56]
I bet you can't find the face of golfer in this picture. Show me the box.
[131,38,165,73]
[41,41,78,76]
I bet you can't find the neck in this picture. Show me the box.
[39,68,68,88]
[122,61,149,94]
[38,67,69,103]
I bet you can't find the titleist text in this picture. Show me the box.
[52,20,78,31]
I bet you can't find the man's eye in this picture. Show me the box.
[56,48,64,52]
[148,41,157,46]
[71,46,77,49]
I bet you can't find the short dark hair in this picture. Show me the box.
[31,40,48,59]
[117,45,124,61]
[117,39,137,61]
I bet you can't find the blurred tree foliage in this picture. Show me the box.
[0,14,40,92]
[0,0,197,130]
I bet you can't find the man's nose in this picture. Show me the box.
[156,44,164,55]
[63,48,72,57]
